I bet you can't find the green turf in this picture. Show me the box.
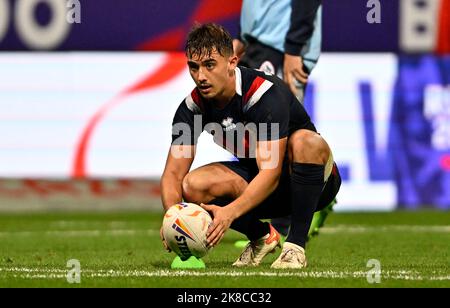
[0,211,448,288]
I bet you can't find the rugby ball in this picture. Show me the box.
[162,202,212,260]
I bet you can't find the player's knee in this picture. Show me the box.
[181,173,210,203]
[289,130,330,164]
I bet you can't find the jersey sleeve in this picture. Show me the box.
[284,0,322,56]
[244,81,289,142]
[171,101,201,146]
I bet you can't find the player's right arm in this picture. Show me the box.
[160,145,195,212]
[160,146,195,252]
[160,95,202,212]
[160,96,201,251]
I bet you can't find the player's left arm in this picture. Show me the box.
[229,137,287,216]
[201,138,286,247]
[201,85,289,247]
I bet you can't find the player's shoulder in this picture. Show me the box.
[238,66,286,95]
[237,66,286,112]
[182,87,205,114]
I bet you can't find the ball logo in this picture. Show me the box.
[175,202,189,210]
[162,203,212,259]
[172,218,196,242]
[175,235,192,259]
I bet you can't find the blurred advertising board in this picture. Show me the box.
[0,52,449,210]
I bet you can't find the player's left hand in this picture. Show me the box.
[283,54,308,95]
[200,203,235,248]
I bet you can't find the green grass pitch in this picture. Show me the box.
[0,211,448,288]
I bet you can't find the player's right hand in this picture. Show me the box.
[160,226,171,252]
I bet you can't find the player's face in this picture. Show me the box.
[187,49,237,100]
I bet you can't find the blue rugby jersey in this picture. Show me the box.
[239,0,322,73]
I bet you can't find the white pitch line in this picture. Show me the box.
[1,267,449,281]
[320,225,450,234]
[0,229,157,237]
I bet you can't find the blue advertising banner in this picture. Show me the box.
[0,0,448,53]
[390,56,450,209]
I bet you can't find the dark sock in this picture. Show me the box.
[286,163,324,248]
[232,217,270,241]
[210,198,270,241]
[271,216,290,236]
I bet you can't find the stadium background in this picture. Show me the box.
[0,0,449,212]
[0,0,449,289]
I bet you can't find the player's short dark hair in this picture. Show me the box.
[185,23,234,59]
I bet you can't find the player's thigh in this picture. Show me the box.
[288,129,330,165]
[183,162,248,199]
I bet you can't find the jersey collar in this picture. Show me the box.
[235,67,242,96]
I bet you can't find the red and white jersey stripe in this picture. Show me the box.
[184,88,204,113]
